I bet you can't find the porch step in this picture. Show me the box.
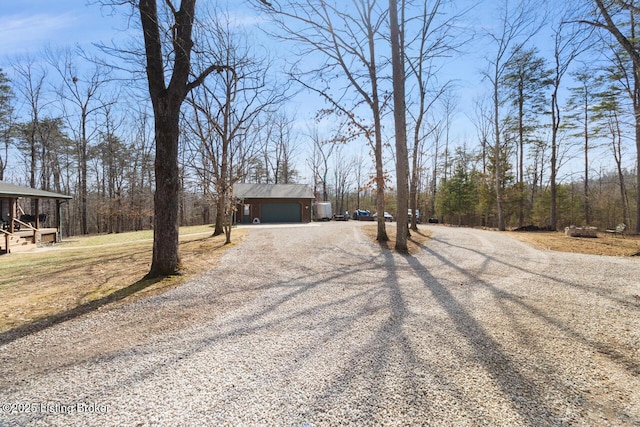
[0,234,37,253]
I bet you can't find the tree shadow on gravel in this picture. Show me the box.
[5,225,636,425]
[0,276,162,346]
[409,237,640,426]
[428,233,639,310]
[17,248,392,396]
[418,236,640,379]
[0,229,566,423]
[302,244,499,423]
[308,238,561,424]
[404,252,560,425]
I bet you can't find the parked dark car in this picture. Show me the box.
[428,217,439,224]
[333,213,348,221]
[353,209,374,221]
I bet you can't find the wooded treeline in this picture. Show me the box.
[1,0,639,240]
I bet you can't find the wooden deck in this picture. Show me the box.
[1,228,59,253]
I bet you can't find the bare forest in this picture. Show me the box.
[1,0,639,256]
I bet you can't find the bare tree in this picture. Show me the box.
[10,55,49,190]
[185,8,287,242]
[404,0,467,231]
[47,47,111,235]
[547,16,591,231]
[583,0,640,232]
[470,96,492,175]
[389,0,409,250]
[134,0,241,276]
[307,125,336,203]
[258,0,390,241]
[268,112,299,184]
[332,145,354,215]
[255,112,299,186]
[352,148,369,211]
[429,120,444,219]
[0,69,15,181]
[128,107,155,231]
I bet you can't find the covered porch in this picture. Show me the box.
[0,181,72,254]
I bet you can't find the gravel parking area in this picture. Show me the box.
[0,222,639,426]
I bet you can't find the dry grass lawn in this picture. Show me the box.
[508,230,640,257]
[0,225,246,338]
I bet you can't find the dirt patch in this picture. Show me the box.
[361,223,432,254]
[508,230,640,257]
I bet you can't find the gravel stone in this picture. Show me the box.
[0,222,639,426]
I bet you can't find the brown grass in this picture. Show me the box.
[0,226,246,338]
[508,230,640,257]
[362,224,432,254]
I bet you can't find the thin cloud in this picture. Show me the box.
[0,13,76,54]
[227,11,267,29]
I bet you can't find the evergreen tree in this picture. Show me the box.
[437,151,479,226]
[502,46,550,227]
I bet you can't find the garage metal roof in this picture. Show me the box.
[234,183,314,199]
[0,181,73,200]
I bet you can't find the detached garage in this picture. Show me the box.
[233,183,314,224]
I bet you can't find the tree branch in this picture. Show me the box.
[186,64,236,94]
[139,0,166,98]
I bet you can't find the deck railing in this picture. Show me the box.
[14,218,38,243]
[1,228,9,253]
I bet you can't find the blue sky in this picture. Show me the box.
[0,1,124,57]
[0,1,625,181]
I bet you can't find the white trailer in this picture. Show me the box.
[314,202,332,221]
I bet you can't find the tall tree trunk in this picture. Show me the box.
[150,102,182,276]
[213,129,229,237]
[389,0,409,251]
[613,112,630,227]
[584,92,590,225]
[518,84,525,228]
[214,195,225,235]
[141,0,194,277]
[80,112,88,235]
[372,92,388,241]
[409,132,420,231]
[634,56,640,233]
[635,105,640,232]
[550,90,559,231]
[494,67,506,231]
[591,0,640,232]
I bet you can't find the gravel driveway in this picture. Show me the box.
[0,222,639,426]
